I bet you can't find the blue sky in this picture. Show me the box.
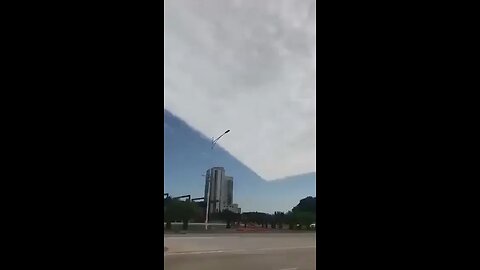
[164,0,316,213]
[164,110,316,214]
[164,0,316,181]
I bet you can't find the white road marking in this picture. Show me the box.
[164,236,240,240]
[166,250,225,256]
[257,246,315,251]
[164,245,315,256]
[165,237,216,240]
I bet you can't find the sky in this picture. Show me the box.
[164,110,316,213]
[164,0,316,180]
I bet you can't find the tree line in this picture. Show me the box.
[164,195,316,230]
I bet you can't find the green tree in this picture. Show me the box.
[286,211,297,230]
[241,212,273,228]
[178,200,200,230]
[219,210,238,228]
[241,213,249,228]
[274,211,285,229]
[280,212,286,229]
[290,196,316,230]
[294,211,315,230]
[164,199,200,230]
[292,196,316,213]
[164,196,174,230]
[268,214,276,229]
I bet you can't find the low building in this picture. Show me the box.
[223,203,241,214]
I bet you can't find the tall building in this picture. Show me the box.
[225,176,233,205]
[204,167,240,217]
[204,167,224,214]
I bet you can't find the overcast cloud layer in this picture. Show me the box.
[164,0,316,180]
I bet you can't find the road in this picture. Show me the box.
[164,233,316,270]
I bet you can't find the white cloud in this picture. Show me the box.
[164,0,316,180]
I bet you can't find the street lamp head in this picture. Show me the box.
[211,129,231,149]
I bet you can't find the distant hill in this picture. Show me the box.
[164,109,316,213]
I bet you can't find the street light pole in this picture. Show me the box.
[205,172,211,231]
[205,129,230,230]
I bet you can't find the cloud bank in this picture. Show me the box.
[164,0,316,180]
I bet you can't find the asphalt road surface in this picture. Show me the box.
[164,233,316,270]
